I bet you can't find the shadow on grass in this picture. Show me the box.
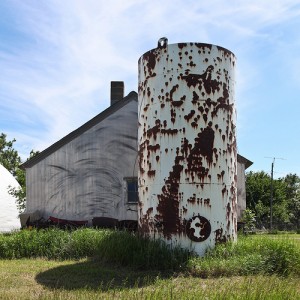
[35,259,172,291]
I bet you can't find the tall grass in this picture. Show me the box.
[0,228,189,270]
[188,235,300,277]
[95,229,189,270]
[0,228,101,259]
[0,229,299,277]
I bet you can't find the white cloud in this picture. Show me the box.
[0,0,300,174]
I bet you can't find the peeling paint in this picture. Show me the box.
[138,39,237,256]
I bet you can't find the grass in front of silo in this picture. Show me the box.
[0,229,300,299]
[1,229,300,277]
[188,233,300,277]
[0,228,190,270]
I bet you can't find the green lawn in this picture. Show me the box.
[0,258,299,299]
[0,230,299,299]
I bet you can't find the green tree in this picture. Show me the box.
[0,133,21,177]
[246,171,272,225]
[283,173,300,199]
[288,194,300,228]
[246,171,300,229]
[241,209,256,232]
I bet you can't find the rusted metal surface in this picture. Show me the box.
[138,39,237,256]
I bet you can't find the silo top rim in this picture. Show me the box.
[139,40,235,61]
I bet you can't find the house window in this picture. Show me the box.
[126,177,138,203]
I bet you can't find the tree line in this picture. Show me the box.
[246,171,300,230]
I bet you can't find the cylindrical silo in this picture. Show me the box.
[138,38,237,256]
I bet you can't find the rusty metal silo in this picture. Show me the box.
[138,38,237,256]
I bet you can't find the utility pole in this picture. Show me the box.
[270,158,274,230]
[265,157,285,231]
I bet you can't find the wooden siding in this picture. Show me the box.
[26,100,138,223]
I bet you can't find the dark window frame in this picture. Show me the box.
[125,177,139,204]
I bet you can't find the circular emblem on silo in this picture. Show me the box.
[186,215,211,242]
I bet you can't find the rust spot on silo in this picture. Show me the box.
[143,50,157,75]
[191,126,215,164]
[156,153,185,239]
[161,128,178,135]
[184,110,195,122]
[191,122,198,128]
[185,69,190,75]
[222,186,227,197]
[181,65,220,95]
[169,84,179,101]
[172,95,186,107]
[215,228,227,243]
[195,43,212,51]
[146,207,153,215]
[170,108,176,123]
[178,43,187,49]
[216,45,233,57]
[226,203,231,219]
[146,120,161,140]
[147,170,156,178]
[192,91,200,104]
[187,195,196,204]
[148,144,160,152]
[204,198,210,206]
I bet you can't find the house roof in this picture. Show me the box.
[21,91,138,169]
[237,154,253,169]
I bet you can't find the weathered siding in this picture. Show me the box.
[237,161,246,221]
[26,100,138,223]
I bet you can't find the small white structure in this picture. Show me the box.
[0,164,20,232]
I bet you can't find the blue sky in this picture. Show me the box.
[0,0,299,177]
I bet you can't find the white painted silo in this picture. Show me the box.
[138,38,237,255]
[0,164,21,232]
